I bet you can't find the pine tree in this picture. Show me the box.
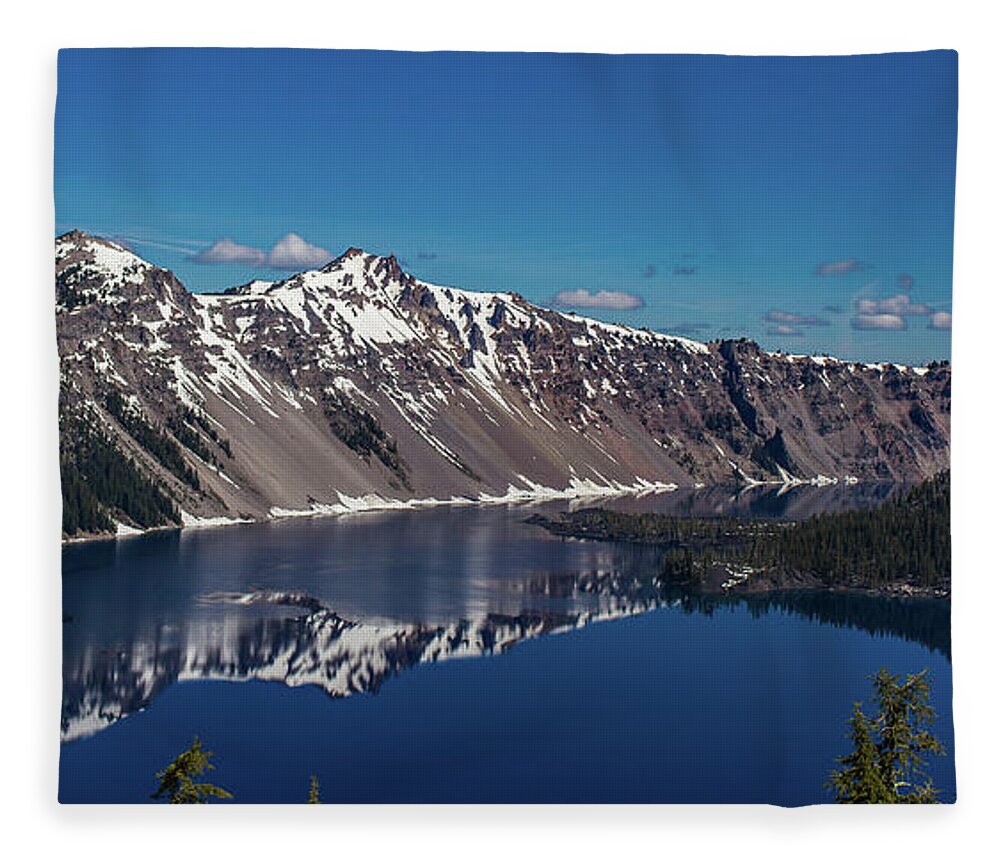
[829,669,945,803]
[308,775,321,804]
[871,668,945,803]
[151,738,233,804]
[828,704,895,803]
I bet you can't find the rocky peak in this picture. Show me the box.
[300,246,415,302]
[366,250,411,281]
[56,228,93,246]
[56,230,167,312]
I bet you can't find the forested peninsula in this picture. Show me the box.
[526,472,950,598]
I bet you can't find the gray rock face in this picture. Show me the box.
[56,231,950,534]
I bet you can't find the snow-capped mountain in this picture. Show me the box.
[56,231,950,536]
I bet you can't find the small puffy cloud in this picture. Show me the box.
[191,237,266,266]
[265,233,333,270]
[898,273,914,291]
[767,323,804,337]
[764,309,830,327]
[190,233,333,270]
[851,313,907,331]
[815,259,864,276]
[642,263,657,278]
[929,311,952,331]
[552,289,645,311]
[855,293,932,317]
[849,291,940,331]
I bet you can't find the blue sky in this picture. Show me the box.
[56,49,956,363]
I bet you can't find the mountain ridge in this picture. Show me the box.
[56,231,951,538]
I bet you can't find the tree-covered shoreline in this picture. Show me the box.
[527,472,950,598]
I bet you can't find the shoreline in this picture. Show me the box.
[62,478,682,546]
[59,471,889,547]
[525,491,951,601]
[666,570,951,602]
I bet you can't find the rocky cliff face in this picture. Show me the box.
[56,231,950,536]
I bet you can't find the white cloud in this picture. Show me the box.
[190,233,333,271]
[764,309,829,327]
[815,259,864,276]
[767,323,804,337]
[190,237,266,266]
[551,289,645,311]
[855,293,932,317]
[850,292,938,332]
[929,311,952,331]
[851,313,907,331]
[265,233,334,270]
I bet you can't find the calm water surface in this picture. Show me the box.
[59,484,953,804]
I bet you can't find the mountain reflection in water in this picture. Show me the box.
[62,564,948,743]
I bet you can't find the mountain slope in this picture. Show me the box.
[56,231,951,537]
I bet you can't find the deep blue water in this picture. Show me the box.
[59,486,954,804]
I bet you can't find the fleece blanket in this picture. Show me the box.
[56,48,955,804]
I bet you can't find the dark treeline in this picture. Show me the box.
[167,410,222,467]
[321,391,410,488]
[525,508,785,548]
[169,407,233,463]
[664,471,950,591]
[105,390,201,490]
[531,472,950,595]
[61,413,179,535]
[736,471,949,589]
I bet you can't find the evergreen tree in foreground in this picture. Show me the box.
[829,668,945,803]
[308,775,321,804]
[151,738,233,804]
